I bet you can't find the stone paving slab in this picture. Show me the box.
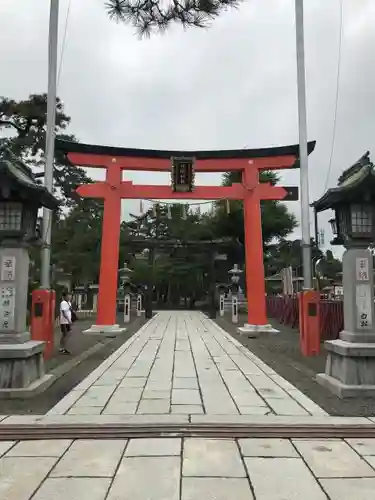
[6,439,72,457]
[2,437,375,499]
[245,456,327,499]
[108,456,181,500]
[46,311,329,420]
[182,477,254,500]
[50,439,126,478]
[33,477,111,500]
[293,439,375,478]
[125,437,181,456]
[0,440,15,457]
[183,438,246,477]
[320,478,375,500]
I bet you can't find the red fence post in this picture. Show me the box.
[299,290,321,356]
[267,295,344,345]
[319,300,344,341]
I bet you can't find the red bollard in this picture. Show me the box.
[299,290,321,356]
[30,289,56,359]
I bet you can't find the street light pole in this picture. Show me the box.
[295,0,313,289]
[40,0,59,289]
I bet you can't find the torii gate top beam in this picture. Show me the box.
[57,140,316,173]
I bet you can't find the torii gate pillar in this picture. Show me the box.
[83,165,127,337]
[238,165,279,337]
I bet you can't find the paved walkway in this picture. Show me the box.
[46,311,327,418]
[3,312,375,499]
[2,436,375,499]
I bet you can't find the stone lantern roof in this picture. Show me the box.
[0,147,58,209]
[312,152,375,212]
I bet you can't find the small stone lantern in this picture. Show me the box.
[228,264,243,294]
[312,151,375,397]
[0,148,58,394]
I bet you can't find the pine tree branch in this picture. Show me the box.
[0,118,26,134]
[106,0,240,35]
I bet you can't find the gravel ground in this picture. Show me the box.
[45,317,102,372]
[216,313,375,417]
[2,315,146,415]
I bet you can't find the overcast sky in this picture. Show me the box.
[1,0,375,256]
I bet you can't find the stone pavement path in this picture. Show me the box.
[46,311,327,418]
[2,436,375,499]
[2,312,375,498]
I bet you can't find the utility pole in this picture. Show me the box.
[40,0,59,289]
[295,0,313,289]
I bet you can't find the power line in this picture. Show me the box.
[323,0,344,193]
[57,0,72,89]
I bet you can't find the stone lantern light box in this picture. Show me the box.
[0,149,57,242]
[0,147,58,395]
[315,152,375,247]
[313,152,375,397]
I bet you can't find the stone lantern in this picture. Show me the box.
[228,264,243,294]
[116,263,133,311]
[0,148,58,394]
[312,151,375,397]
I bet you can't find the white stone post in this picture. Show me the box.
[232,295,238,324]
[219,294,225,317]
[136,294,142,317]
[123,294,131,323]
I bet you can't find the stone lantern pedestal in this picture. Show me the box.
[317,248,375,397]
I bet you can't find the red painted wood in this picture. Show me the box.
[116,183,245,200]
[96,165,122,325]
[67,153,296,172]
[76,183,108,198]
[72,150,299,328]
[76,181,289,202]
[266,296,344,341]
[242,166,268,327]
[257,184,290,201]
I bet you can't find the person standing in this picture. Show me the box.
[60,291,72,354]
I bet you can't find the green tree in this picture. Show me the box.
[106,0,239,36]
[0,94,92,206]
[265,238,322,277]
[125,204,219,304]
[316,249,342,282]
[0,94,106,286]
[212,171,297,270]
[51,201,103,284]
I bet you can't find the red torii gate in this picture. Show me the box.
[57,140,315,335]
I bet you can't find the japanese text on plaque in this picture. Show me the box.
[0,256,16,282]
[0,285,15,330]
[356,257,370,282]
